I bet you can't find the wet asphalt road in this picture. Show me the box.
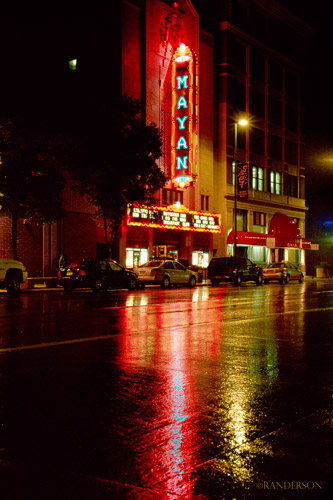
[0,280,332,499]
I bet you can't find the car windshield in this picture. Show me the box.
[268,263,285,268]
[140,260,163,268]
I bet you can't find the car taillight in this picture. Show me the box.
[57,270,61,278]
[78,270,86,276]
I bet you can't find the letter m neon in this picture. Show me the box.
[177,75,189,89]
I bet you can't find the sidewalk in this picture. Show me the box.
[1,275,332,295]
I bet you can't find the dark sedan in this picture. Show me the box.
[58,258,138,292]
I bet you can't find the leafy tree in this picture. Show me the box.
[68,95,167,258]
[0,118,66,260]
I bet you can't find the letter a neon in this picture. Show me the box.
[176,116,187,129]
[177,137,187,149]
[176,156,188,169]
[177,75,188,89]
[177,96,187,109]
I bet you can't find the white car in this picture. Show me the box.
[134,259,197,289]
[0,258,28,296]
[262,262,304,284]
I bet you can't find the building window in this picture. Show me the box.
[268,59,282,91]
[68,59,78,71]
[270,171,281,194]
[162,189,183,206]
[201,194,210,211]
[268,133,282,160]
[228,35,247,73]
[250,48,265,82]
[249,88,265,119]
[228,79,246,112]
[285,105,298,132]
[252,165,264,191]
[284,173,298,197]
[253,211,266,226]
[250,128,265,155]
[235,209,248,231]
[268,96,282,125]
[285,139,298,165]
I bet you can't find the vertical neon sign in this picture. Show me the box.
[171,44,198,188]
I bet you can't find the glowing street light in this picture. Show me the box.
[234,118,248,257]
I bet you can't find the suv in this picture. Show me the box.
[208,257,263,286]
[0,258,28,296]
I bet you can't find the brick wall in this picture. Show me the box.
[122,1,141,100]
[0,216,43,276]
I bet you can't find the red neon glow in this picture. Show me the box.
[127,204,221,234]
[171,44,198,188]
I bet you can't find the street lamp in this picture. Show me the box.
[234,118,248,257]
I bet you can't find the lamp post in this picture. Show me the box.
[234,118,248,257]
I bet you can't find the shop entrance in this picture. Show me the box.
[153,245,179,260]
[271,248,284,263]
[126,247,148,268]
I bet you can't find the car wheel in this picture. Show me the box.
[264,279,269,284]
[128,277,137,291]
[91,278,106,292]
[6,278,21,297]
[234,274,241,286]
[299,274,304,283]
[211,279,219,286]
[161,276,171,289]
[256,273,263,286]
[188,275,196,288]
[280,274,290,284]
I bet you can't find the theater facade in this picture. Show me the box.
[120,0,311,272]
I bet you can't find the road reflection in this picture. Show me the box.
[115,284,318,494]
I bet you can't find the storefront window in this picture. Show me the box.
[126,248,148,268]
[250,245,266,263]
[192,251,209,268]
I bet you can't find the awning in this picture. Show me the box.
[227,213,312,249]
[227,231,268,246]
[268,213,311,249]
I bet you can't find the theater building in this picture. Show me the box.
[120,0,312,272]
[0,1,312,276]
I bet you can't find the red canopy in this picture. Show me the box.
[227,213,311,249]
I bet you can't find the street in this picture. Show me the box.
[0,281,332,499]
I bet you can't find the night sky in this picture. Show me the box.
[0,1,332,208]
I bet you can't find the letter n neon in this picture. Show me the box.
[176,156,188,169]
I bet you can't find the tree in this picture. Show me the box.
[0,118,66,260]
[68,95,167,257]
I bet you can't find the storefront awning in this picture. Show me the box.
[227,213,312,249]
[227,230,268,246]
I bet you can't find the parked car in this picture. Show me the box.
[262,262,304,284]
[208,256,263,286]
[134,259,197,288]
[0,258,28,296]
[58,258,138,292]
